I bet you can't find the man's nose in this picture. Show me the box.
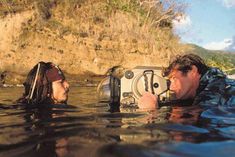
[169,82,175,91]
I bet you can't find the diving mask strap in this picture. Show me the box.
[29,63,41,101]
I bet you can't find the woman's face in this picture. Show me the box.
[51,79,70,104]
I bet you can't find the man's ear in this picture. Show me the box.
[191,65,199,76]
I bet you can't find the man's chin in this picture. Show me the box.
[179,95,191,100]
[175,94,181,99]
[176,95,187,100]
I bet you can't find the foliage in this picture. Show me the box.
[0,0,34,16]
[106,0,186,29]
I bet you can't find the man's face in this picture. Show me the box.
[51,79,70,104]
[168,68,199,99]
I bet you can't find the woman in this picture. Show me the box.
[17,62,69,107]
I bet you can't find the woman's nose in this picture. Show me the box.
[63,80,70,89]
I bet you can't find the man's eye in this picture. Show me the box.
[171,77,176,82]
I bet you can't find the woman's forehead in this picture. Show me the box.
[53,79,63,83]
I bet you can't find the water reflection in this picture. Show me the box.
[98,140,235,157]
[0,87,235,157]
[0,107,69,156]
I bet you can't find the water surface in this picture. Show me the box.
[0,87,235,157]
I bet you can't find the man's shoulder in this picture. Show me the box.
[200,68,235,84]
[194,79,234,107]
[202,68,234,89]
[196,68,235,103]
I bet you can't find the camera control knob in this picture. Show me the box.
[153,83,159,88]
[125,70,134,79]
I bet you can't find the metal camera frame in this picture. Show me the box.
[120,66,169,106]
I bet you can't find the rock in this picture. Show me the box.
[0,71,25,86]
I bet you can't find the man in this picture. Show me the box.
[138,54,235,109]
[17,62,69,107]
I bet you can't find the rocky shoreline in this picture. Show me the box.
[0,71,104,87]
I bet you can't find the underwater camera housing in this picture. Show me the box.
[97,66,170,109]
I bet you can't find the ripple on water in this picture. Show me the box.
[0,87,235,157]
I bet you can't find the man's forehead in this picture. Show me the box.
[168,69,181,78]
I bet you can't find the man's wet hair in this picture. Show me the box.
[17,62,64,106]
[162,54,209,77]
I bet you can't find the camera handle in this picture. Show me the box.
[143,70,155,94]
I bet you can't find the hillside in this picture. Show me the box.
[190,44,235,74]
[0,0,190,85]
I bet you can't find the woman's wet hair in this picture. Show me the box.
[17,62,64,106]
[162,54,209,77]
